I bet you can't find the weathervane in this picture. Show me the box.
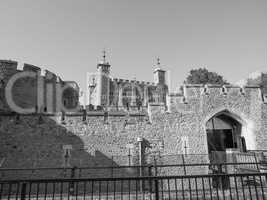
[102,49,106,63]
[157,57,160,66]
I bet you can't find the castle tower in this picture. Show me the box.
[153,58,167,104]
[96,50,111,107]
[153,58,166,85]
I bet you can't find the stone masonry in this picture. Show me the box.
[1,59,267,179]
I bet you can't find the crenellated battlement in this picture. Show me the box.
[0,60,67,84]
[111,77,156,86]
[183,84,261,96]
[164,83,267,117]
[23,63,41,72]
[0,59,18,65]
[167,83,266,106]
[0,60,77,87]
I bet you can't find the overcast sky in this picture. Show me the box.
[0,0,267,92]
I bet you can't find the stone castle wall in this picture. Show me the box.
[1,60,267,178]
[1,84,267,170]
[0,111,210,179]
[167,85,266,150]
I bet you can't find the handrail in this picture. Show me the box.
[0,162,265,171]
[0,172,267,183]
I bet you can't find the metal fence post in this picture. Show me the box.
[111,155,114,178]
[20,183,27,200]
[137,137,143,192]
[182,154,187,175]
[82,109,87,121]
[253,152,260,171]
[154,179,159,200]
[218,163,225,196]
[149,166,152,193]
[153,156,158,176]
[69,166,76,196]
[128,149,131,166]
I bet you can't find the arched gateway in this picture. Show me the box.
[205,110,248,162]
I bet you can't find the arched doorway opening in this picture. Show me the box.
[206,110,247,163]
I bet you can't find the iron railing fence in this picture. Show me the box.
[1,152,265,180]
[1,162,267,180]
[0,172,266,200]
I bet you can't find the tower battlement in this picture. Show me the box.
[166,84,266,113]
[0,60,63,82]
[181,84,262,97]
[23,63,41,72]
[0,60,80,113]
[111,77,156,86]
